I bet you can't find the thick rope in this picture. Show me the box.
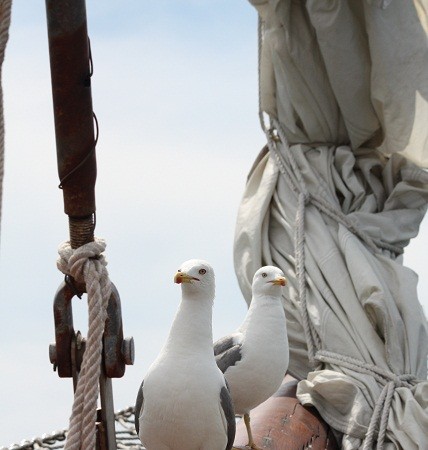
[316,350,418,450]
[376,381,395,449]
[264,130,322,367]
[57,238,112,450]
[295,192,320,364]
[0,0,12,242]
[315,351,416,388]
[257,15,269,135]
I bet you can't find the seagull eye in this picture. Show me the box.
[199,268,206,275]
[262,272,267,278]
[177,269,181,272]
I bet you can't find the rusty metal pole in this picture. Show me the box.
[45,0,96,247]
[45,2,117,449]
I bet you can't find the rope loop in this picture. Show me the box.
[57,237,112,450]
[363,380,395,450]
[315,350,419,450]
[57,238,107,284]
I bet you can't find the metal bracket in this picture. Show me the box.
[50,278,134,378]
[49,278,134,450]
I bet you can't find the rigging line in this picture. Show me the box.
[58,112,99,190]
[265,131,321,365]
[271,119,402,255]
[257,22,321,365]
[257,15,266,133]
[0,0,12,243]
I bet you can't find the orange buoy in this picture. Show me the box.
[233,376,339,450]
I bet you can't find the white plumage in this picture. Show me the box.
[214,266,289,450]
[135,259,235,450]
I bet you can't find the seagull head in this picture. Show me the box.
[252,266,287,297]
[174,259,215,300]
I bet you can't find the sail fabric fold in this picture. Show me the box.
[252,0,428,166]
[234,1,428,447]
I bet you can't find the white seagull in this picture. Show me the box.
[135,259,235,450]
[214,266,289,450]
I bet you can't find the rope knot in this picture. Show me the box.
[57,236,112,450]
[300,190,310,206]
[57,238,107,284]
[363,371,417,449]
[314,351,421,449]
[391,373,416,388]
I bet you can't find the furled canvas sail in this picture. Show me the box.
[234,1,428,448]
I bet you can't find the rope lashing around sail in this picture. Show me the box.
[257,13,420,448]
[56,238,112,450]
[263,122,422,449]
[316,351,419,450]
[264,118,404,364]
[0,0,12,241]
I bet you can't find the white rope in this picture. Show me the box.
[57,237,112,450]
[316,350,418,450]
[257,15,269,135]
[0,0,12,242]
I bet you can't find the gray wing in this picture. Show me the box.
[214,335,236,356]
[214,333,243,373]
[220,384,236,450]
[215,343,242,374]
[134,379,144,435]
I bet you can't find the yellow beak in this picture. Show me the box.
[174,272,198,284]
[271,276,287,286]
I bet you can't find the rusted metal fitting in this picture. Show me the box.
[52,279,133,379]
[103,283,134,378]
[49,343,57,367]
[52,280,79,377]
[69,215,95,250]
[121,337,135,366]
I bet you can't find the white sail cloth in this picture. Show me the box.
[234,1,428,449]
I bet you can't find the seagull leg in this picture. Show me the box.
[231,413,260,450]
[243,413,262,450]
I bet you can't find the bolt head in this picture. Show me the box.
[49,343,57,365]
[121,337,135,365]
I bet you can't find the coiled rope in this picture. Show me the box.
[57,238,112,450]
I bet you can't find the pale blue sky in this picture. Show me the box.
[0,1,426,446]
